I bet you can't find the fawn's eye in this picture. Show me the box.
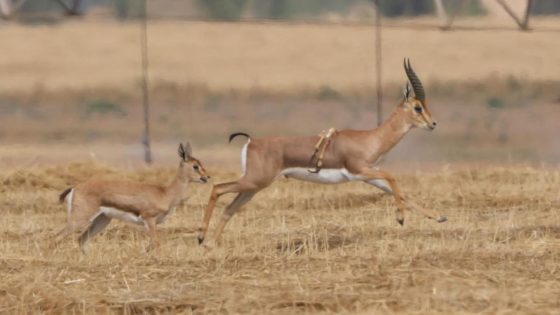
[414,106,423,113]
[193,165,199,171]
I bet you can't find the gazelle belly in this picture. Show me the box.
[100,207,144,225]
[280,168,363,184]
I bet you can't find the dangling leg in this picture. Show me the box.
[309,128,336,173]
[78,213,112,254]
[208,191,257,246]
[366,178,447,223]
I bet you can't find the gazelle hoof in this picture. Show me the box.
[197,236,204,245]
[397,218,405,226]
[437,216,448,223]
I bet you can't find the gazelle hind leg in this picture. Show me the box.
[197,181,238,244]
[198,181,254,244]
[50,225,72,249]
[207,191,256,246]
[366,179,447,223]
[78,213,112,253]
[52,199,101,250]
[50,218,91,250]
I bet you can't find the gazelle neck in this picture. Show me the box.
[372,104,413,155]
[166,171,190,208]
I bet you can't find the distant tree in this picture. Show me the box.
[114,0,143,20]
[376,0,433,17]
[269,0,290,19]
[532,0,560,15]
[196,0,248,21]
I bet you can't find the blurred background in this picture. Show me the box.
[0,0,559,171]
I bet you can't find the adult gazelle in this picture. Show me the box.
[198,59,447,246]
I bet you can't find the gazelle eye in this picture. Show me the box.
[414,106,423,113]
[193,165,199,171]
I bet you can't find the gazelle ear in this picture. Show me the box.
[184,141,192,158]
[178,143,186,161]
[403,82,412,101]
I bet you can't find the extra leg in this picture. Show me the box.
[366,178,447,223]
[309,128,336,173]
[209,191,256,245]
[78,213,112,253]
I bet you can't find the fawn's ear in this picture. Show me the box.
[178,143,187,161]
[183,142,192,158]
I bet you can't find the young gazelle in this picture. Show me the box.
[54,142,209,252]
[198,59,447,246]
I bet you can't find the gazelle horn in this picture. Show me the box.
[403,58,425,102]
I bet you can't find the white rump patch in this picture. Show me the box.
[240,140,250,176]
[100,207,144,225]
[66,189,74,217]
[280,168,363,184]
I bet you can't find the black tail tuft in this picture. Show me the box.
[229,132,250,143]
[59,188,72,203]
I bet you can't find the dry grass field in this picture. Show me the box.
[1,15,560,314]
[0,162,559,314]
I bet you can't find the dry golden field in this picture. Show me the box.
[1,16,560,314]
[0,162,559,314]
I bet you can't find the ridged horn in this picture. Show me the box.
[403,58,425,102]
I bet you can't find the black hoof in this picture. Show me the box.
[397,218,404,226]
[197,236,204,245]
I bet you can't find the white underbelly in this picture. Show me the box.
[280,168,363,184]
[100,207,144,225]
[99,207,172,226]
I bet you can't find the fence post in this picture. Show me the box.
[374,0,383,126]
[140,0,152,164]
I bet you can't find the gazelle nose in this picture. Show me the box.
[432,121,437,127]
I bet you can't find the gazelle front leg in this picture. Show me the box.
[358,169,407,225]
[366,178,447,223]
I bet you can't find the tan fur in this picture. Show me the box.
[199,63,446,246]
[53,143,209,252]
